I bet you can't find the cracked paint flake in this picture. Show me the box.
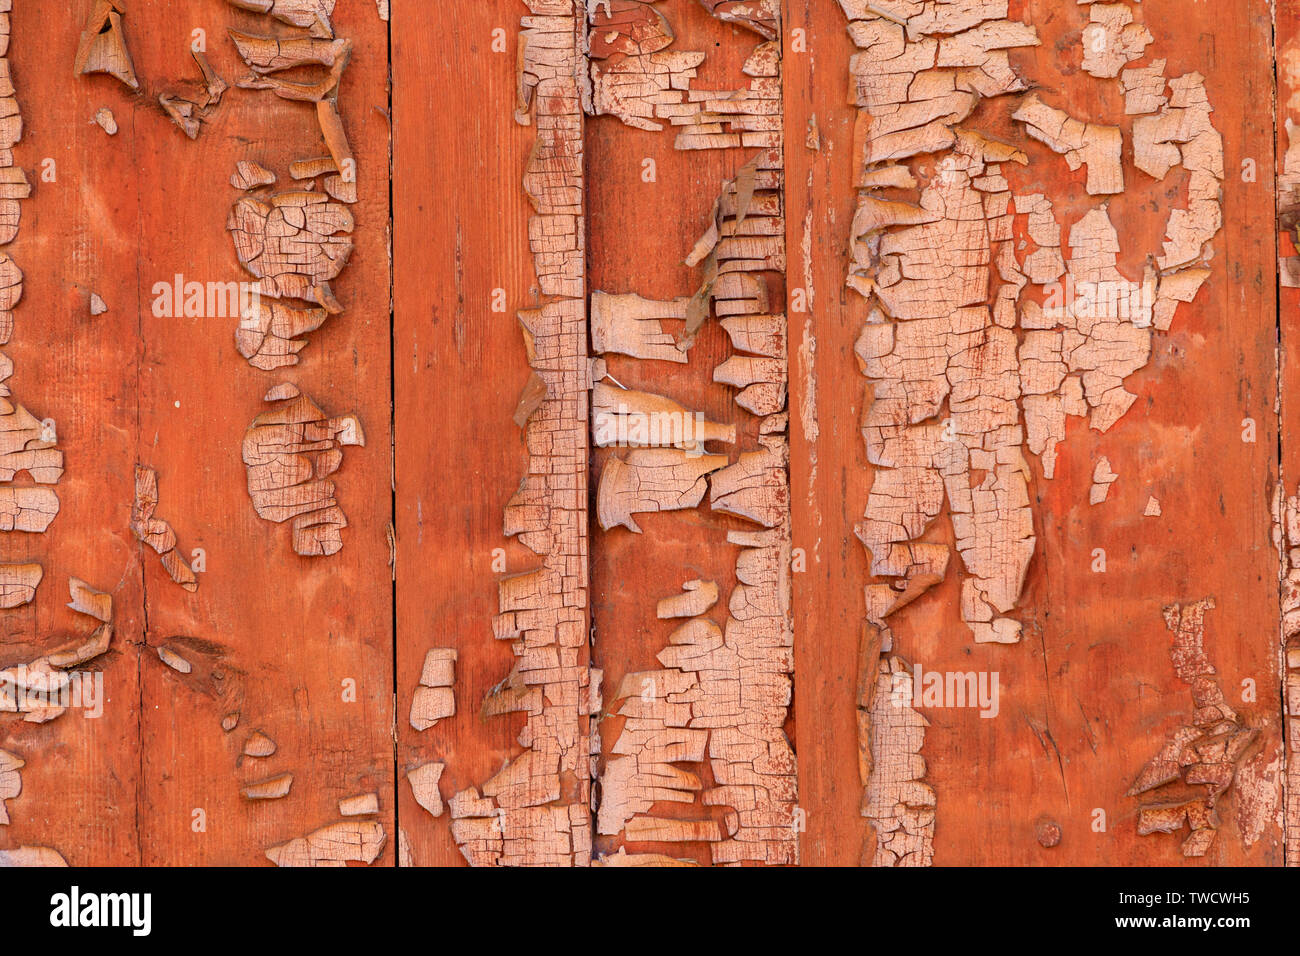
[265,819,385,867]
[409,647,455,731]
[130,465,197,591]
[231,160,276,191]
[591,291,688,363]
[593,381,736,450]
[339,792,379,816]
[1012,94,1123,195]
[589,0,674,58]
[228,189,354,309]
[1080,0,1151,79]
[0,846,66,867]
[407,761,444,818]
[0,171,29,249]
[1122,59,1168,116]
[655,579,718,619]
[1089,457,1117,505]
[1,578,113,723]
[695,0,779,39]
[0,256,21,344]
[93,106,117,135]
[156,645,192,673]
[242,382,363,557]
[241,772,293,800]
[1129,599,1257,858]
[0,415,61,482]
[227,0,336,38]
[596,447,727,533]
[73,0,138,91]
[242,730,277,758]
[236,295,330,371]
[229,31,350,77]
[0,488,58,532]
[859,647,934,867]
[159,50,228,140]
[0,561,38,607]
[0,359,64,486]
[0,749,20,823]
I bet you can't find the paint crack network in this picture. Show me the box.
[839,0,1224,865]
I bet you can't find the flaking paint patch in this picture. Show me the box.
[130,465,197,590]
[839,0,1227,865]
[242,383,364,557]
[449,1,594,867]
[586,0,798,865]
[1129,600,1259,858]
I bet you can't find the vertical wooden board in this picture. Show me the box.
[785,0,875,868]
[586,2,797,866]
[823,0,1282,866]
[999,0,1280,867]
[587,5,761,866]
[0,0,145,867]
[122,0,395,865]
[1276,0,1300,867]
[392,0,540,867]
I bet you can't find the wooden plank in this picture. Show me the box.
[587,2,796,867]
[587,4,762,867]
[392,0,555,867]
[1275,0,1300,868]
[0,0,145,867]
[18,0,397,866]
[828,0,1282,866]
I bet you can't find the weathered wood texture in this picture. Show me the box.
[3,0,394,866]
[393,0,547,867]
[818,0,1280,867]
[3,0,1295,867]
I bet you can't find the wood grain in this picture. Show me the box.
[1,0,1293,867]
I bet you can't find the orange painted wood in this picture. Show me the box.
[3,0,394,866]
[0,0,146,866]
[134,0,395,866]
[2,0,1292,867]
[586,6,765,866]
[392,0,541,867]
[785,0,872,868]
[847,0,1281,866]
